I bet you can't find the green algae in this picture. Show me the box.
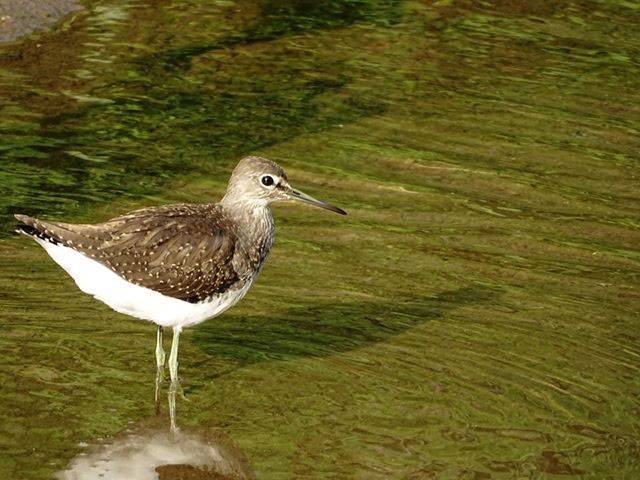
[1,0,640,479]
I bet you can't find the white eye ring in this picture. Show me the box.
[260,175,276,188]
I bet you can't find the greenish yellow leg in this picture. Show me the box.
[154,326,165,412]
[155,325,166,370]
[168,380,179,432]
[169,326,181,384]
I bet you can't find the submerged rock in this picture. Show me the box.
[0,0,82,42]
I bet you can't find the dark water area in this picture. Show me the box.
[0,0,402,233]
[1,0,639,479]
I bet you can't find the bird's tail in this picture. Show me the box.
[14,214,60,245]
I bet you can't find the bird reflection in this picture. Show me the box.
[56,382,255,480]
[156,365,182,432]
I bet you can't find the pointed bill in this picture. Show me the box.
[286,187,347,215]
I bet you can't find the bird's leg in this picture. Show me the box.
[155,374,162,414]
[155,325,166,371]
[168,379,179,432]
[154,326,166,413]
[168,326,181,384]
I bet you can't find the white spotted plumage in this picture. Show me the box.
[37,238,254,328]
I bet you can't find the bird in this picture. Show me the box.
[15,156,346,385]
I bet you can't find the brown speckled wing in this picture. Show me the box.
[15,204,240,303]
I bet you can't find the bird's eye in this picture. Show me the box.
[261,175,275,187]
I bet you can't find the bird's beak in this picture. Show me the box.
[285,186,347,215]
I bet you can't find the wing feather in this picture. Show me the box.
[15,204,240,303]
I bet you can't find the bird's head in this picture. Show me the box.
[222,156,347,215]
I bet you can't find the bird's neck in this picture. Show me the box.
[221,200,275,266]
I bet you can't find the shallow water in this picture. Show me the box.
[1,0,639,478]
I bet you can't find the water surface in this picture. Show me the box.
[0,0,639,478]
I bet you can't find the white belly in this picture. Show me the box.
[36,239,253,328]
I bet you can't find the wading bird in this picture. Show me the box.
[15,156,346,385]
